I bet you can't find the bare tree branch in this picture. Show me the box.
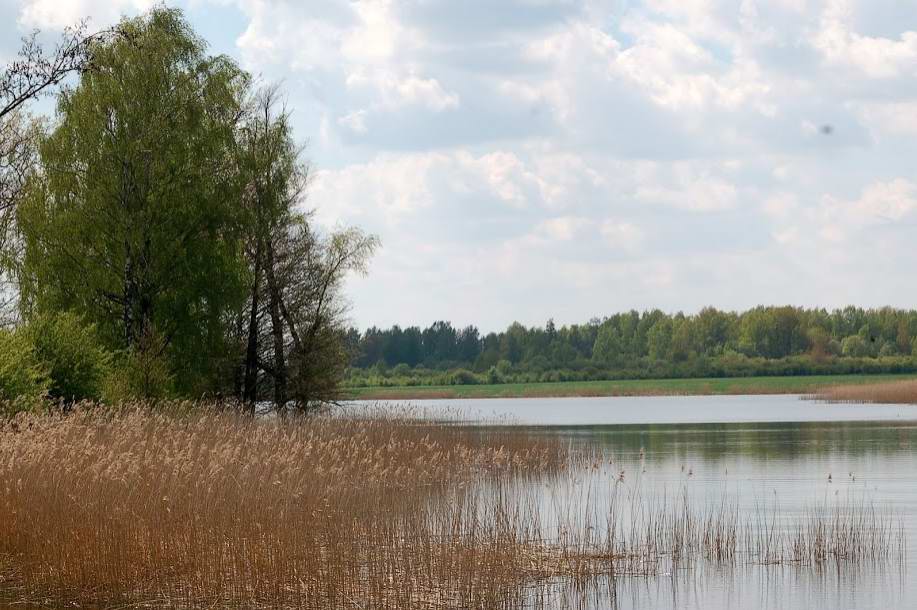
[0,22,118,120]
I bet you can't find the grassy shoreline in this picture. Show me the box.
[344,373,917,400]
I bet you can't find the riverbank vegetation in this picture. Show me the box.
[0,404,565,607]
[0,405,904,608]
[813,379,917,405]
[0,9,376,415]
[346,373,917,400]
[346,308,917,390]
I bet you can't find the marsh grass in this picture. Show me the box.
[0,404,906,609]
[0,404,575,608]
[811,379,917,405]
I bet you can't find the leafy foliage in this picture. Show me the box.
[4,9,378,410]
[348,306,917,385]
[0,326,48,412]
[25,311,111,402]
[233,88,378,413]
[16,8,250,397]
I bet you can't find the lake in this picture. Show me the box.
[356,395,917,610]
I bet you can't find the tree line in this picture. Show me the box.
[0,9,377,414]
[347,306,917,386]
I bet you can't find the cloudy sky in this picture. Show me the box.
[5,0,917,332]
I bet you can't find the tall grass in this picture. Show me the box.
[812,379,917,404]
[0,405,571,607]
[0,404,905,608]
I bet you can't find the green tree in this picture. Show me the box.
[500,323,526,364]
[0,326,47,412]
[17,8,250,397]
[806,326,831,359]
[231,87,378,413]
[670,317,695,362]
[26,311,111,402]
[896,320,912,355]
[646,317,673,361]
[841,335,870,358]
[592,323,623,366]
[272,223,377,411]
[1,23,116,322]
[695,307,733,356]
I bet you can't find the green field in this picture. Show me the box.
[344,373,917,401]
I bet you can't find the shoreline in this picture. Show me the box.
[344,373,917,401]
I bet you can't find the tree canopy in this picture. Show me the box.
[347,306,917,384]
[0,8,377,411]
[17,8,250,396]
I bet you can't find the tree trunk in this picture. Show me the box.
[123,253,135,348]
[242,242,262,412]
[232,311,244,400]
[265,241,287,411]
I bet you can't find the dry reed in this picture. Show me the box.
[0,404,571,608]
[811,379,917,404]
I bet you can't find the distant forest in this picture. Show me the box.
[345,306,917,386]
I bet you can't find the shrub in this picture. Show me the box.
[526,355,550,373]
[449,369,479,385]
[391,363,412,377]
[0,328,48,414]
[842,335,870,358]
[25,312,111,402]
[102,331,174,403]
[496,360,513,377]
[540,370,562,383]
[878,343,898,358]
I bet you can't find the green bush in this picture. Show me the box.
[878,343,898,358]
[496,360,513,377]
[0,328,49,414]
[449,369,479,385]
[25,312,111,402]
[391,363,411,377]
[102,330,174,403]
[842,335,870,358]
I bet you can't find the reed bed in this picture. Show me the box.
[0,404,571,608]
[811,379,917,404]
[0,404,906,609]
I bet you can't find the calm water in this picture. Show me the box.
[362,395,917,610]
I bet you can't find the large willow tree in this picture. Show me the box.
[17,9,250,395]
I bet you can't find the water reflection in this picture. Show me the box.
[383,394,917,427]
[416,396,917,610]
[537,419,915,609]
[535,559,910,610]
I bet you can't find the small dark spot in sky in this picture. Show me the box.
[820,124,833,135]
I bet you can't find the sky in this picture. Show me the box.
[5,0,917,332]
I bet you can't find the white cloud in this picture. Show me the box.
[340,0,403,63]
[530,216,588,242]
[814,0,917,78]
[18,0,155,29]
[346,69,459,111]
[762,193,799,219]
[310,153,444,224]
[855,101,917,137]
[338,110,368,134]
[600,221,644,249]
[635,171,738,212]
[767,178,917,250]
[824,178,917,224]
